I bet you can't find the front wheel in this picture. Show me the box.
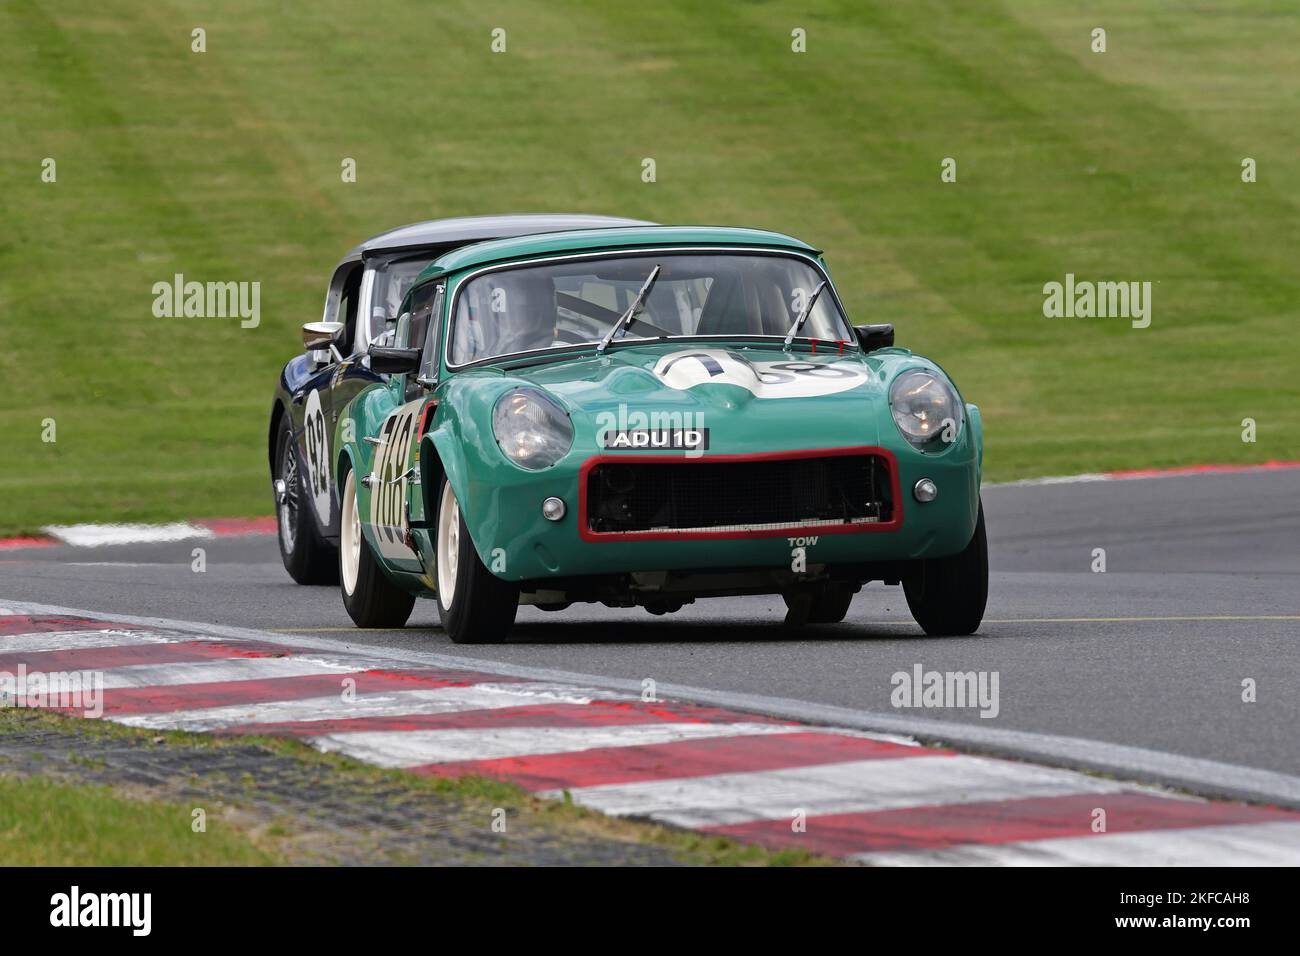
[435,478,519,644]
[339,468,415,629]
[903,502,988,636]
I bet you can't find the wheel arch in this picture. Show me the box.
[425,427,501,568]
[418,434,447,515]
[268,400,288,472]
[966,402,984,478]
[336,444,357,494]
[424,430,471,523]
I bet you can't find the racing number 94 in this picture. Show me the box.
[303,407,330,498]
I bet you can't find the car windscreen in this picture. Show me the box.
[447,252,851,366]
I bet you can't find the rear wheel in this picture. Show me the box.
[273,416,337,585]
[903,503,988,636]
[339,468,415,628]
[435,478,519,644]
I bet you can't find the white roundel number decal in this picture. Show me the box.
[302,390,332,526]
[653,348,869,398]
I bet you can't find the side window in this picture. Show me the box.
[338,270,361,354]
[418,285,444,380]
[403,282,442,400]
[322,262,363,357]
[404,283,438,351]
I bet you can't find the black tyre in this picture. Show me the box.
[273,415,337,585]
[783,583,855,627]
[339,468,415,628]
[434,478,519,644]
[903,502,988,636]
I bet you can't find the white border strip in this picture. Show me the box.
[550,754,1128,829]
[985,461,1300,489]
[854,820,1300,867]
[985,473,1110,488]
[40,523,216,548]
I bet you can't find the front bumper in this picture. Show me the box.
[459,439,981,582]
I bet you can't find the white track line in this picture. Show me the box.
[985,474,1109,488]
[91,654,396,689]
[114,682,609,732]
[984,461,1300,489]
[463,682,638,704]
[549,754,1129,829]
[312,722,809,769]
[854,820,1300,867]
[40,523,216,548]
[0,629,203,654]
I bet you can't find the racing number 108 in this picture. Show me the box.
[373,411,416,547]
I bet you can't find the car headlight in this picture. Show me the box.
[492,388,573,470]
[889,369,962,448]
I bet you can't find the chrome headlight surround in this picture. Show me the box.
[889,368,963,450]
[492,387,574,470]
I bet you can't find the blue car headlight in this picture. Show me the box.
[492,387,573,470]
[889,369,962,448]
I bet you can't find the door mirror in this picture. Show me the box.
[854,323,895,352]
[302,321,344,350]
[369,346,421,375]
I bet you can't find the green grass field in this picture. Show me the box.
[2,1,1297,534]
[0,775,279,865]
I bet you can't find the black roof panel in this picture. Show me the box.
[345,213,654,259]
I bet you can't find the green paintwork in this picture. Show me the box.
[335,227,982,597]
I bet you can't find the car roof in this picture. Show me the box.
[343,214,654,260]
[419,225,822,281]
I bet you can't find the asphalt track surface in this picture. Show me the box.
[3,469,1297,785]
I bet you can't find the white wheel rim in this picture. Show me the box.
[340,470,361,596]
[436,481,460,610]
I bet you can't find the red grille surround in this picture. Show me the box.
[577,446,903,542]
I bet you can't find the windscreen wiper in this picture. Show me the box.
[597,264,661,355]
[782,279,828,350]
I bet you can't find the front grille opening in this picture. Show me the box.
[585,454,893,535]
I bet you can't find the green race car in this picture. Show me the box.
[334,223,987,643]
